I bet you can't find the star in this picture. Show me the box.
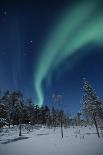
[30,40,33,43]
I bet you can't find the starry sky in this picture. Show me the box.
[0,0,103,115]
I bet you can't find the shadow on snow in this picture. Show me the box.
[1,136,29,144]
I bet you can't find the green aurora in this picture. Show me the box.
[34,0,103,107]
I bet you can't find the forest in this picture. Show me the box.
[0,79,103,138]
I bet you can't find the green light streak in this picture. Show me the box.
[34,0,103,107]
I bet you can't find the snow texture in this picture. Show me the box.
[0,126,103,155]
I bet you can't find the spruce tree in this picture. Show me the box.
[82,79,103,138]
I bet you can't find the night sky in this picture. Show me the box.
[0,0,103,115]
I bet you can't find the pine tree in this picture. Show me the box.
[82,79,103,138]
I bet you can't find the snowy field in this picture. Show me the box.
[0,126,103,155]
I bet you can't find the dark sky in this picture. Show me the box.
[0,0,103,115]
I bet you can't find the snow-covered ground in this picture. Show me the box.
[0,126,103,155]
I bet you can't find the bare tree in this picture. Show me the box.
[52,94,64,138]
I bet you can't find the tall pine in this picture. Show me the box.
[82,79,103,138]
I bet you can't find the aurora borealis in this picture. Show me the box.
[0,0,103,113]
[34,0,103,107]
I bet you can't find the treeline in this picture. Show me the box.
[0,90,69,129]
[0,79,103,138]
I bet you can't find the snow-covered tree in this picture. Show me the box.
[12,91,23,136]
[82,79,103,137]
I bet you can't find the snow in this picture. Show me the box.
[0,126,103,155]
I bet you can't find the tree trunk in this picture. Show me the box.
[60,116,63,138]
[8,121,11,128]
[19,124,22,136]
[93,113,100,138]
[8,113,11,128]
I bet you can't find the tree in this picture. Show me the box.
[52,94,64,138]
[75,113,81,126]
[2,90,13,128]
[26,98,34,125]
[82,79,103,138]
[11,91,23,136]
[59,110,63,138]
